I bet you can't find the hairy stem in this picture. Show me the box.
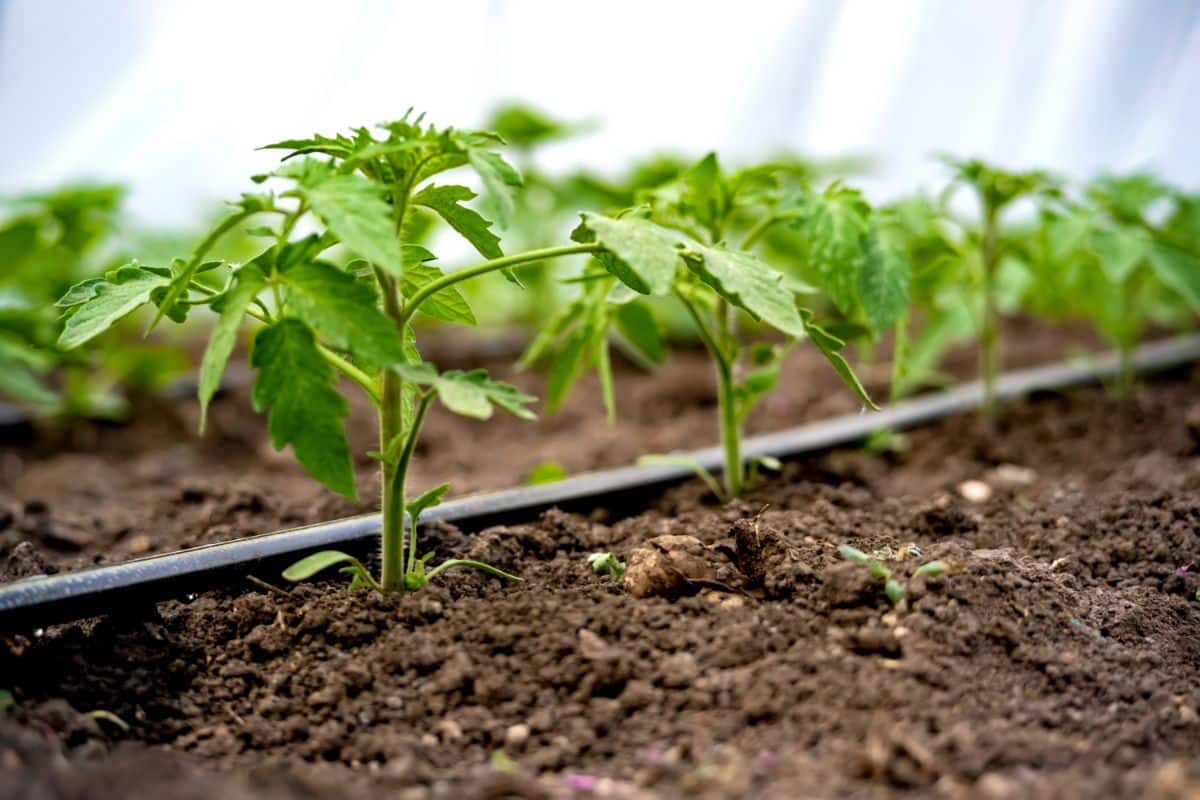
[678,292,742,498]
[399,393,436,576]
[397,243,602,328]
[376,261,408,591]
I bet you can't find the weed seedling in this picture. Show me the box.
[838,544,944,605]
[587,552,626,582]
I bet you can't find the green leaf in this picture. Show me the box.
[198,262,266,431]
[407,483,450,521]
[614,300,663,363]
[0,334,55,406]
[796,185,872,313]
[526,461,568,485]
[573,213,690,295]
[57,266,166,349]
[1147,244,1200,313]
[545,322,595,413]
[250,318,355,499]
[282,550,366,581]
[858,233,911,338]
[411,184,502,260]
[912,561,944,579]
[518,296,586,369]
[884,579,906,605]
[55,277,106,308]
[467,147,522,227]
[294,171,405,277]
[259,133,355,161]
[433,369,537,421]
[837,544,869,564]
[683,245,806,338]
[399,254,476,325]
[280,260,405,366]
[801,309,878,410]
[1093,226,1147,284]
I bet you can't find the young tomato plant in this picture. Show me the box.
[941,159,1056,410]
[1031,173,1200,389]
[525,153,907,500]
[55,113,608,594]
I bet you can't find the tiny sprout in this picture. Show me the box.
[838,544,947,606]
[884,579,906,605]
[491,750,518,774]
[526,460,569,485]
[86,709,131,732]
[0,690,13,713]
[588,552,626,582]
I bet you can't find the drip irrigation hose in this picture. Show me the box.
[1,333,1198,634]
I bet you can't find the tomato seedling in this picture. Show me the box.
[1031,173,1200,389]
[529,154,906,499]
[941,158,1057,411]
[55,113,615,594]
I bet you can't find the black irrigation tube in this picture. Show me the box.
[2,333,1199,635]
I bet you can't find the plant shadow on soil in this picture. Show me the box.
[3,358,1200,798]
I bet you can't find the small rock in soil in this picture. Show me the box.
[504,723,530,747]
[126,534,153,555]
[957,480,994,504]
[986,463,1037,490]
[622,534,733,599]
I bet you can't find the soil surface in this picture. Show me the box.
[0,319,1110,574]
[3,359,1200,798]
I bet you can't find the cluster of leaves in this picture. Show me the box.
[0,184,196,416]
[876,160,1200,402]
[524,152,905,497]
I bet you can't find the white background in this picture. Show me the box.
[2,0,1197,225]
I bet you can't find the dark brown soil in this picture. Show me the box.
[3,360,1200,798]
[0,319,1109,574]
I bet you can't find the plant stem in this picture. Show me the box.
[677,292,742,498]
[890,309,910,404]
[739,210,800,251]
[376,261,407,591]
[979,206,1000,413]
[399,392,436,575]
[716,359,742,498]
[397,243,602,328]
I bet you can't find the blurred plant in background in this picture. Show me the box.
[0,183,261,417]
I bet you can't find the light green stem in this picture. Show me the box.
[979,207,1000,413]
[397,243,602,328]
[399,392,436,576]
[677,292,742,498]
